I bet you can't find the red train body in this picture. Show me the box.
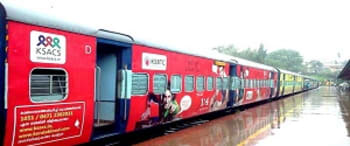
[0,2,318,145]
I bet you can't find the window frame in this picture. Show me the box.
[170,74,182,93]
[207,76,214,91]
[216,77,223,90]
[223,77,229,90]
[29,68,69,103]
[196,76,205,92]
[131,72,150,96]
[153,74,168,95]
[185,75,195,92]
[240,78,245,89]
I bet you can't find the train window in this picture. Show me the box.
[230,77,239,90]
[270,80,274,88]
[223,77,229,90]
[132,73,148,95]
[30,69,67,102]
[207,77,213,91]
[240,78,245,89]
[185,75,194,92]
[258,80,261,88]
[153,74,167,94]
[171,75,182,93]
[196,76,204,92]
[216,77,223,90]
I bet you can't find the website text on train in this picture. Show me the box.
[0,2,319,146]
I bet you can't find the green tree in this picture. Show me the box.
[306,60,324,73]
[238,47,258,62]
[265,49,304,72]
[256,43,267,63]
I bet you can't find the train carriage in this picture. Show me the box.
[126,44,231,131]
[0,2,318,146]
[224,57,279,105]
[278,69,303,96]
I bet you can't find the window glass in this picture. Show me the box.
[240,78,245,89]
[31,69,67,102]
[223,77,229,90]
[171,75,182,93]
[196,76,204,91]
[132,73,148,95]
[230,77,236,90]
[216,77,223,90]
[207,77,213,91]
[270,80,274,87]
[153,74,167,94]
[185,76,194,92]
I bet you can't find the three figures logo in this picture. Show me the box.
[30,31,66,64]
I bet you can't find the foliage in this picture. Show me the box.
[264,49,304,73]
[213,43,267,64]
[305,60,323,73]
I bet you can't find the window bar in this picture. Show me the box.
[49,75,53,95]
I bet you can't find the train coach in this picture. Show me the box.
[0,2,318,146]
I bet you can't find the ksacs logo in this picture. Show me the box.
[142,53,167,70]
[30,31,66,64]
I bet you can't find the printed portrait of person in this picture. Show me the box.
[136,86,180,129]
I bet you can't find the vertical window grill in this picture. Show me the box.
[196,76,204,92]
[185,75,194,92]
[207,76,213,91]
[153,74,167,94]
[171,75,182,93]
[30,69,67,102]
[131,73,148,95]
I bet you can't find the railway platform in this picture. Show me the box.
[135,86,350,146]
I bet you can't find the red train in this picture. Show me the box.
[0,2,318,146]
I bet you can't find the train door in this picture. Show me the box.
[228,64,238,107]
[4,21,96,146]
[0,4,5,145]
[238,66,245,105]
[92,38,132,139]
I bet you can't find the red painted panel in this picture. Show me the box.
[4,21,96,146]
[127,44,230,131]
[236,66,277,105]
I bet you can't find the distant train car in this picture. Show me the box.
[277,69,304,96]
[0,2,318,146]
[302,76,319,90]
[222,56,279,105]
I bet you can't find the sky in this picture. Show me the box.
[4,0,350,62]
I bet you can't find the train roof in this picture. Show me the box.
[227,55,278,72]
[0,1,286,74]
[1,1,134,44]
[278,69,302,76]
